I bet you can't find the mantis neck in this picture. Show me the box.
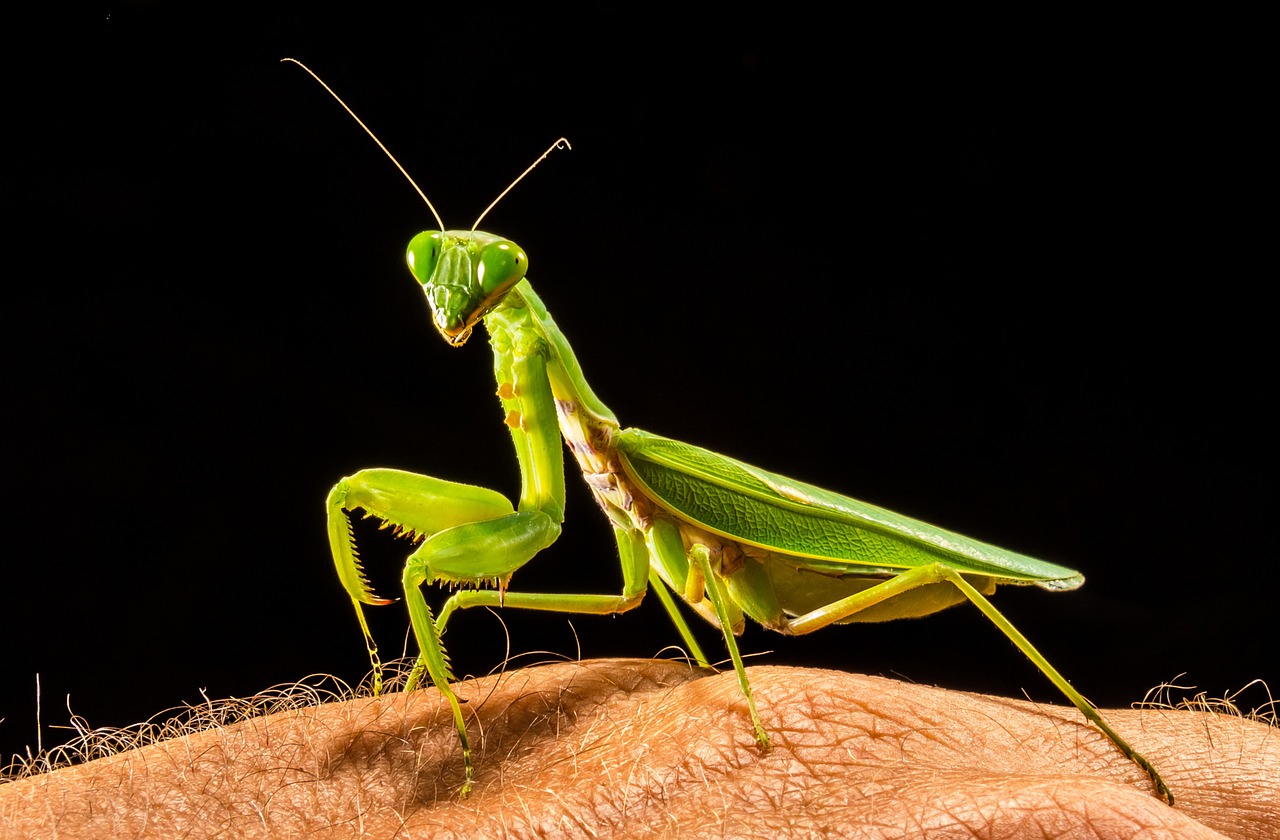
[484,281,645,532]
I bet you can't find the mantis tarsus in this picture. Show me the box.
[286,59,1172,803]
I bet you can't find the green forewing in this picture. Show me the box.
[615,429,1083,589]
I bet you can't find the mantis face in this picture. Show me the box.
[406,230,529,346]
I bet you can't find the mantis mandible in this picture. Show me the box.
[285,60,1172,803]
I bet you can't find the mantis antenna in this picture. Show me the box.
[282,58,569,232]
[282,57,445,230]
[470,137,572,231]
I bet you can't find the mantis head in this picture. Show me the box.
[407,230,529,346]
[279,61,561,349]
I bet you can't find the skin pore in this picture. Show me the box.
[1,658,1275,838]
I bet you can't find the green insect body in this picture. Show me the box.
[284,46,1167,806]
[324,227,1173,803]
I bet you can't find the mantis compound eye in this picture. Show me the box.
[477,240,528,297]
[406,230,444,285]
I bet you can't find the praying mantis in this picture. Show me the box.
[286,60,1171,803]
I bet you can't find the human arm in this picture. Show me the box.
[2,658,1275,838]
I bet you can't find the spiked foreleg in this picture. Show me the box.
[326,468,518,694]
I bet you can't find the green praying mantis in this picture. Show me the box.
[286,60,1171,803]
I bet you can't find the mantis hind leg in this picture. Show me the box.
[945,571,1173,804]
[776,563,1173,803]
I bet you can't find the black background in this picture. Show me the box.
[3,8,1273,765]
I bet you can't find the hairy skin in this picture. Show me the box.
[1,659,1275,838]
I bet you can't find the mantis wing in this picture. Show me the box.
[615,428,1083,590]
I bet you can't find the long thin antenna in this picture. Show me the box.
[471,138,572,231]
[282,58,446,230]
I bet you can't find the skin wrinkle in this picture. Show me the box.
[784,683,920,777]
[2,659,1275,838]
[1171,711,1278,840]
[423,662,714,838]
[502,673,765,836]
[934,774,1068,838]
[897,689,1131,786]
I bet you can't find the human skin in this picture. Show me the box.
[1,659,1275,838]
